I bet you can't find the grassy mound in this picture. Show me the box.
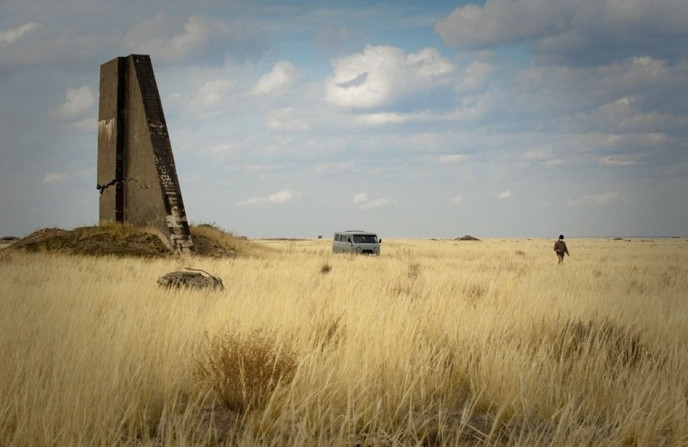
[7,223,261,258]
[190,224,265,258]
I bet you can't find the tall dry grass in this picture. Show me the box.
[1,237,687,446]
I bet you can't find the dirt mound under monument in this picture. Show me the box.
[7,224,257,258]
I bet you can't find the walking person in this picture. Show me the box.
[554,235,570,264]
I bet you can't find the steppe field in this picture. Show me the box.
[1,237,687,446]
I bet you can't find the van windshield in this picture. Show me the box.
[353,234,377,243]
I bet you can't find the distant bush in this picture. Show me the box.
[196,329,297,412]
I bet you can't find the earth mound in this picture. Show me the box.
[456,235,481,241]
[5,224,260,258]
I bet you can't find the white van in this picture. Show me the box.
[332,231,381,255]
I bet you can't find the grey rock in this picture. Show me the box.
[157,268,224,291]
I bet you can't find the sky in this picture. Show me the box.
[1,0,687,239]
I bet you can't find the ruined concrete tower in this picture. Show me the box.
[97,54,193,254]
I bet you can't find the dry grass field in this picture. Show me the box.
[1,236,687,446]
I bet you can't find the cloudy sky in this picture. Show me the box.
[1,0,687,239]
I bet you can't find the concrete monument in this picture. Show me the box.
[97,54,193,254]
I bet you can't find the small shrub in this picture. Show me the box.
[196,329,297,412]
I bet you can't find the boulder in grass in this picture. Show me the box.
[157,268,225,291]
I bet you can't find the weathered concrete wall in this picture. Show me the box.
[97,57,124,224]
[97,55,193,254]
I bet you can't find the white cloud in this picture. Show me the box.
[353,193,391,209]
[568,192,620,207]
[353,193,368,204]
[519,148,566,167]
[316,162,353,175]
[325,46,401,108]
[407,48,455,78]
[499,190,512,199]
[440,154,469,164]
[0,22,41,44]
[325,45,455,109]
[623,57,670,84]
[69,117,97,131]
[42,172,69,184]
[42,169,92,185]
[436,0,688,64]
[585,94,679,134]
[123,13,211,62]
[268,189,293,203]
[122,14,267,63]
[360,198,391,210]
[122,13,202,62]
[266,108,310,132]
[190,79,234,110]
[601,0,688,34]
[235,189,294,206]
[55,86,95,118]
[436,0,567,48]
[252,61,298,95]
[447,93,493,121]
[521,148,552,161]
[499,55,688,140]
[599,155,639,167]
[355,112,410,126]
[199,142,241,158]
[451,195,463,204]
[457,60,493,91]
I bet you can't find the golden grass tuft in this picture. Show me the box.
[196,329,297,412]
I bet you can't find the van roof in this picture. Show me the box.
[337,230,376,234]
